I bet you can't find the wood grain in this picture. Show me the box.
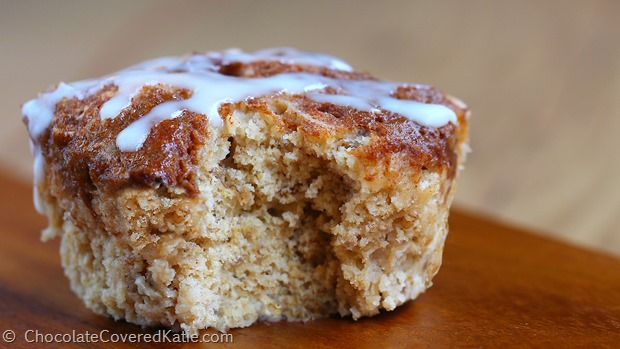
[1,172,618,348]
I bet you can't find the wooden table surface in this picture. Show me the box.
[1,172,619,348]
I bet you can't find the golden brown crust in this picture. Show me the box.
[40,60,468,210]
[43,85,209,214]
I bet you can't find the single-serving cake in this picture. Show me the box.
[22,48,469,332]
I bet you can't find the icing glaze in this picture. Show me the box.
[213,47,354,72]
[24,48,457,150]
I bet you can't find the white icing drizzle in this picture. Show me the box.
[22,82,87,213]
[115,72,330,151]
[22,48,458,212]
[308,83,456,128]
[213,47,354,72]
[22,83,83,139]
[307,93,381,113]
[107,72,456,151]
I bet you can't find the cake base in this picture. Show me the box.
[41,98,457,332]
